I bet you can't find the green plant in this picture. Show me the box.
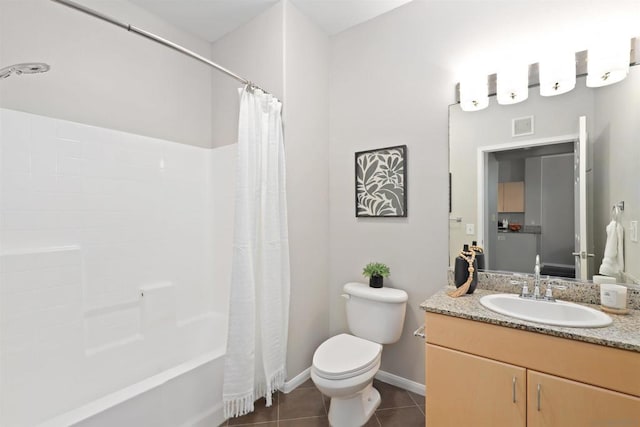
[362,262,390,278]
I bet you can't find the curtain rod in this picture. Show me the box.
[50,0,271,95]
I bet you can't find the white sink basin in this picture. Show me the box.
[479,294,612,328]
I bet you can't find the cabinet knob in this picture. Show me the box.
[512,377,517,403]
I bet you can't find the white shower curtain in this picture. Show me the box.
[223,87,291,418]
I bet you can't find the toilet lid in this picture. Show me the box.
[313,334,382,380]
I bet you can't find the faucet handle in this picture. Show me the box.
[511,279,530,297]
[544,281,567,301]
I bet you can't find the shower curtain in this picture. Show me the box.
[223,87,291,418]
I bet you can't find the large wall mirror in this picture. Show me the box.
[449,64,639,285]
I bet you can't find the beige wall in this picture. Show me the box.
[0,0,212,147]
[209,0,331,380]
[329,1,453,385]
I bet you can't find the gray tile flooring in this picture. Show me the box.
[219,379,425,426]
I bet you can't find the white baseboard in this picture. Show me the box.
[283,366,425,397]
[375,370,426,396]
[281,367,311,394]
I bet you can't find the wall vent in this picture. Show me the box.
[512,115,534,137]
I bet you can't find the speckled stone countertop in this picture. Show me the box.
[420,286,640,353]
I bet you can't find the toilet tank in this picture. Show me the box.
[343,282,408,344]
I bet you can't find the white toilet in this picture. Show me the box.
[311,282,408,427]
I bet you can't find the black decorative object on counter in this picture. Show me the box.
[454,244,478,294]
[470,240,485,271]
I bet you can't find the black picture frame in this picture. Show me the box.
[355,145,407,217]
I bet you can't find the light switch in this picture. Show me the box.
[631,221,638,243]
[466,223,475,235]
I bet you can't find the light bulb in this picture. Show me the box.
[460,76,489,112]
[587,37,630,87]
[539,52,576,96]
[497,64,529,105]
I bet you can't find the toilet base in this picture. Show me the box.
[327,381,380,427]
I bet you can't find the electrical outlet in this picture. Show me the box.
[631,221,639,243]
[466,223,475,235]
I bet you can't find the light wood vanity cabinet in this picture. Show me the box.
[424,312,640,427]
[426,345,526,426]
[526,371,640,427]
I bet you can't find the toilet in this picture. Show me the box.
[311,282,408,427]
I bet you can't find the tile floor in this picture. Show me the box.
[219,379,425,427]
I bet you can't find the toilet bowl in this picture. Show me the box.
[311,283,407,426]
[311,334,382,427]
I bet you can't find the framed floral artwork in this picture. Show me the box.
[355,145,407,217]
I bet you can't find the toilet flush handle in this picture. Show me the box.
[341,293,351,300]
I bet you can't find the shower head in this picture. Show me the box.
[0,63,50,79]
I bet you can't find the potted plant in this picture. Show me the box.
[362,262,390,288]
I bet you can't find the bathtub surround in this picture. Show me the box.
[0,109,230,426]
[223,88,290,418]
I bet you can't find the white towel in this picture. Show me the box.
[223,87,290,419]
[599,220,624,277]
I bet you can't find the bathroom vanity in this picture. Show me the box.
[420,286,640,426]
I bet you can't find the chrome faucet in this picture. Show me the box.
[514,256,567,302]
[533,255,541,299]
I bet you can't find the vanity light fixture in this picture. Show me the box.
[497,64,529,105]
[586,37,631,87]
[456,36,638,111]
[539,52,576,96]
[460,76,489,111]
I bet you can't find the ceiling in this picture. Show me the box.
[128,0,414,42]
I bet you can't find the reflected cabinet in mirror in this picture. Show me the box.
[449,65,639,284]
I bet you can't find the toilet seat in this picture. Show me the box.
[312,334,382,380]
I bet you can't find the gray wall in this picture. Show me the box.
[283,1,331,378]
[540,154,575,266]
[0,0,213,147]
[329,1,452,385]
[210,3,285,148]
[593,66,640,283]
[209,0,331,379]
[525,157,542,226]
[498,159,525,182]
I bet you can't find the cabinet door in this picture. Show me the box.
[498,182,505,212]
[504,181,524,212]
[426,344,526,427]
[528,370,640,427]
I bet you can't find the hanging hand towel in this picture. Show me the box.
[598,220,624,277]
[223,87,290,418]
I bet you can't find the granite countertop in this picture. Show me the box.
[420,286,640,353]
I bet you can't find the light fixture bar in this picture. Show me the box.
[455,36,639,103]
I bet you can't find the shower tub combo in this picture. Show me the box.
[0,109,234,426]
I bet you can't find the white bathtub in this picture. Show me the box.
[38,313,228,427]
